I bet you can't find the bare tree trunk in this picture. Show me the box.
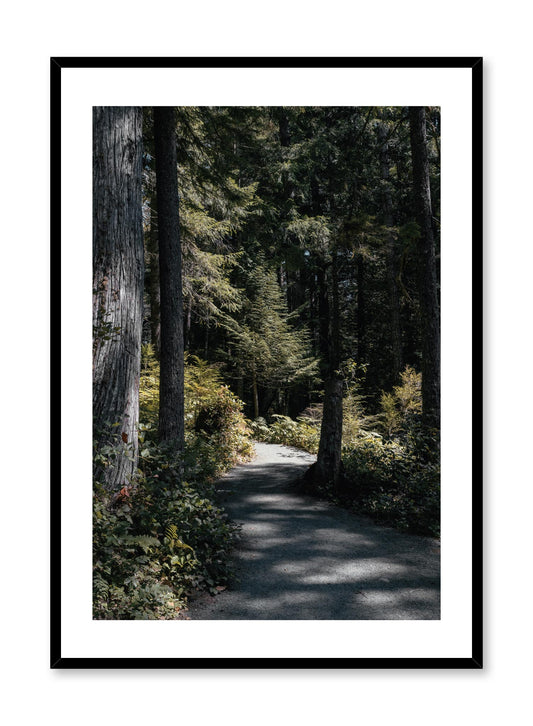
[147,188,161,355]
[357,255,366,363]
[314,247,344,489]
[317,265,330,373]
[93,106,144,490]
[316,377,343,484]
[154,106,184,452]
[409,107,440,430]
[379,121,402,380]
[252,365,259,419]
[184,298,192,351]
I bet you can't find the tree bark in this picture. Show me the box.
[184,298,192,351]
[409,107,440,430]
[154,107,185,451]
[314,247,344,489]
[252,365,259,419]
[379,122,403,380]
[316,265,330,373]
[357,255,366,363]
[93,106,144,490]
[315,377,344,485]
[147,188,161,355]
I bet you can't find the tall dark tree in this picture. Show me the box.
[315,244,344,488]
[379,118,403,380]
[154,106,184,451]
[409,107,440,429]
[93,106,144,490]
[146,183,161,355]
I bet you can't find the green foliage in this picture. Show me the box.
[379,365,422,438]
[338,366,437,536]
[192,385,255,474]
[139,344,160,429]
[250,414,320,454]
[286,215,332,257]
[93,438,241,619]
[139,349,255,469]
[183,354,255,471]
[342,377,380,446]
[223,266,318,394]
[247,361,438,537]
[93,315,121,348]
[174,107,259,329]
[95,350,254,620]
[342,430,439,537]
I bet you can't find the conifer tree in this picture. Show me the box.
[409,106,440,431]
[93,106,144,490]
[154,106,185,451]
[225,266,318,418]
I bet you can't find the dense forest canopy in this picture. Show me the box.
[144,106,440,420]
[93,105,440,619]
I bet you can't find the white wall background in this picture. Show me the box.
[0,2,528,724]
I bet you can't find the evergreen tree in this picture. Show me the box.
[154,106,185,451]
[224,266,318,418]
[93,106,144,490]
[409,106,440,431]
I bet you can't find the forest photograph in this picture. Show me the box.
[92,105,441,622]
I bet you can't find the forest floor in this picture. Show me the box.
[185,442,440,620]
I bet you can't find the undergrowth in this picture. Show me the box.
[93,351,254,620]
[250,366,440,537]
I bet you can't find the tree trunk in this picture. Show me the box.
[357,255,366,363]
[379,122,402,380]
[260,387,278,418]
[184,298,192,352]
[154,106,185,451]
[316,265,330,373]
[147,189,161,355]
[315,377,344,484]
[310,159,344,490]
[204,321,209,358]
[409,107,440,430]
[314,247,344,490]
[252,365,259,419]
[93,106,144,490]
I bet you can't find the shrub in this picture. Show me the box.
[250,414,320,454]
[341,432,440,537]
[94,352,254,620]
[93,439,240,619]
[192,385,255,474]
[140,350,254,470]
[379,365,422,438]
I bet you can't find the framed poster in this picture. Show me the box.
[51,57,482,668]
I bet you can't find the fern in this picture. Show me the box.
[121,534,161,553]
[164,525,194,553]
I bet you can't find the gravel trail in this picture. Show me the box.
[186,442,440,620]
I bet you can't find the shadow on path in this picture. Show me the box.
[186,442,440,620]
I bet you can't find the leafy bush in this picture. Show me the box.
[250,414,320,454]
[192,385,255,473]
[94,351,253,620]
[342,431,440,537]
[331,365,439,537]
[140,349,254,470]
[93,439,240,619]
[247,367,439,537]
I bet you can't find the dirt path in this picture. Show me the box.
[186,442,440,620]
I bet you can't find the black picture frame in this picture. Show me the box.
[51,56,483,669]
